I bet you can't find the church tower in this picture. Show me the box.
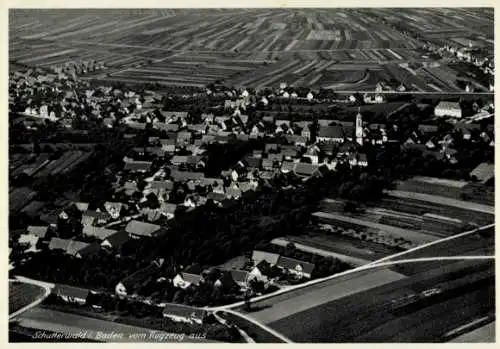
[355,107,363,146]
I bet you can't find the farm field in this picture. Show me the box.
[9,8,494,92]
[277,233,400,263]
[9,281,46,314]
[266,259,494,342]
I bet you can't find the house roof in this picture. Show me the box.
[294,163,320,176]
[277,256,315,274]
[238,181,256,193]
[435,101,462,110]
[27,226,48,238]
[102,230,130,248]
[150,180,174,190]
[83,226,118,240]
[160,138,176,145]
[19,234,40,246]
[262,159,274,168]
[72,202,89,212]
[48,238,91,256]
[230,269,249,284]
[83,210,110,220]
[124,160,152,172]
[418,124,439,133]
[265,144,279,152]
[225,186,242,198]
[200,178,224,188]
[245,156,261,168]
[268,153,284,162]
[281,161,296,172]
[252,250,280,265]
[318,125,344,139]
[177,131,192,140]
[171,170,205,182]
[53,284,90,300]
[207,192,226,202]
[125,220,161,237]
[181,272,204,285]
[470,162,494,183]
[104,202,123,214]
[120,262,162,289]
[159,202,177,215]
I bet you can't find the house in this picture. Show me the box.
[18,233,41,253]
[301,124,311,139]
[230,269,250,288]
[158,202,177,219]
[72,202,89,212]
[214,271,240,291]
[276,256,315,279]
[443,147,458,164]
[317,125,345,143]
[82,226,118,240]
[262,159,274,171]
[225,186,242,200]
[52,284,90,304]
[177,131,192,143]
[470,162,494,183]
[284,135,307,146]
[265,143,279,153]
[294,163,320,177]
[349,153,368,167]
[204,191,224,204]
[170,170,204,182]
[244,156,262,169]
[173,264,205,289]
[123,160,152,172]
[150,180,174,191]
[104,202,123,219]
[115,259,164,297]
[238,181,258,193]
[418,124,439,134]
[100,230,131,249]
[434,101,462,118]
[281,161,296,173]
[26,225,49,238]
[125,220,162,238]
[81,210,110,226]
[252,250,280,266]
[48,238,100,258]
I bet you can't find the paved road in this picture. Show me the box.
[237,267,406,324]
[449,321,495,342]
[266,259,494,342]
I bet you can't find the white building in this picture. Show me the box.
[435,101,462,118]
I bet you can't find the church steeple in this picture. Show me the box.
[355,107,363,146]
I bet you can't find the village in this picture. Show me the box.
[8,60,495,330]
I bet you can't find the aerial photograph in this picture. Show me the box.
[8,8,495,343]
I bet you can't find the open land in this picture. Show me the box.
[9,8,494,92]
[9,282,46,314]
[263,259,494,342]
